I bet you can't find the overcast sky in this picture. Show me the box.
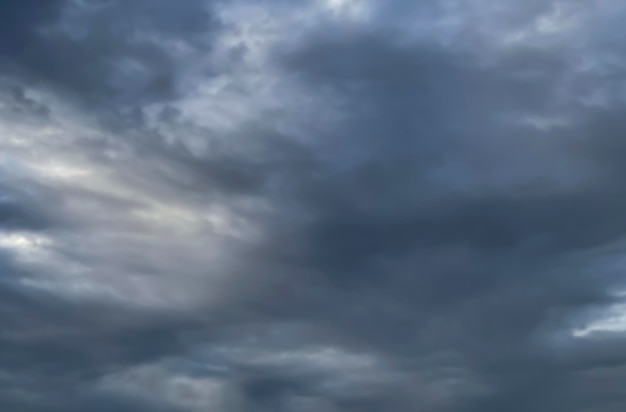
[3,0,626,410]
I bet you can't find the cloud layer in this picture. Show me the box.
[3,0,626,410]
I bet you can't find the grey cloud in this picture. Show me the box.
[0,0,220,108]
[256,7,626,410]
[0,194,48,230]
[4,0,626,411]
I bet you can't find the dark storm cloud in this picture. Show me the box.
[0,0,65,46]
[0,0,219,107]
[0,192,48,230]
[251,8,626,410]
[0,385,185,412]
[3,0,626,411]
[0,274,205,411]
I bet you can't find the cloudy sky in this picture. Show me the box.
[3,0,626,410]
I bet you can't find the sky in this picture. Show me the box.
[2,0,626,410]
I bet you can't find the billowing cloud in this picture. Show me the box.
[3,0,626,411]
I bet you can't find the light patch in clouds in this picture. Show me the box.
[573,303,626,338]
[0,101,260,311]
[500,1,583,46]
[323,0,371,21]
[97,363,245,412]
[0,231,50,254]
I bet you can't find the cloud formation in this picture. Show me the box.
[3,0,626,410]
